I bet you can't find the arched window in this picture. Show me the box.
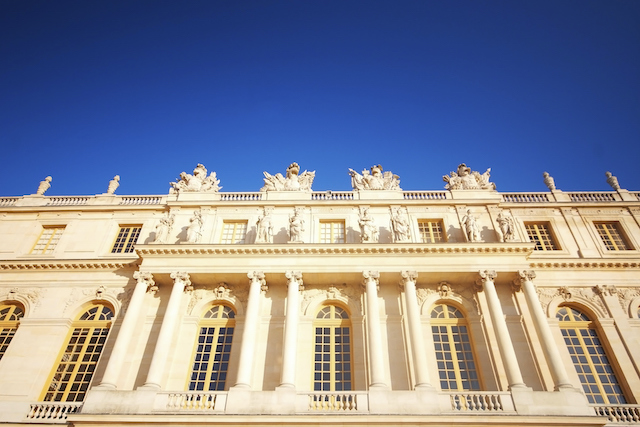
[188,304,236,391]
[42,303,113,402]
[0,302,24,361]
[430,303,480,391]
[557,306,626,404]
[313,304,353,391]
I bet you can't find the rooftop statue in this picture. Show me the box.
[543,172,556,191]
[605,171,621,190]
[170,164,221,194]
[261,162,315,192]
[349,165,401,191]
[35,176,52,195]
[443,163,495,190]
[107,175,120,195]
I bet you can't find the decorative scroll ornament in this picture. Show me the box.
[513,270,536,292]
[475,270,497,291]
[616,287,640,313]
[400,270,418,286]
[285,271,304,291]
[170,163,221,194]
[134,271,157,294]
[170,272,192,292]
[349,165,401,191]
[248,271,267,293]
[595,284,617,297]
[362,271,380,292]
[261,162,315,192]
[2,287,43,311]
[443,163,495,190]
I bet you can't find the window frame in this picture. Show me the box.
[220,221,248,244]
[30,225,66,255]
[417,219,447,243]
[319,220,346,244]
[312,304,354,392]
[593,221,634,251]
[110,225,142,254]
[524,221,561,251]
[0,302,25,361]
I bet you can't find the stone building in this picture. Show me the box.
[0,163,639,427]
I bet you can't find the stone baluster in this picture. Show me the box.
[515,270,573,390]
[141,272,190,389]
[363,271,388,389]
[234,271,266,389]
[400,271,433,389]
[476,270,526,389]
[97,271,155,389]
[279,271,303,389]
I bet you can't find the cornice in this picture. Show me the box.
[0,260,139,271]
[530,261,640,269]
[136,243,534,257]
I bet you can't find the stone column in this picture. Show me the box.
[515,270,573,390]
[141,272,190,389]
[234,271,266,389]
[279,271,302,389]
[476,270,526,389]
[97,271,154,389]
[400,271,432,389]
[363,271,388,389]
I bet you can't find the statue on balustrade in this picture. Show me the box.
[443,163,495,190]
[261,162,315,191]
[390,207,411,242]
[255,207,274,243]
[358,207,379,243]
[186,210,203,243]
[349,164,401,191]
[36,176,52,195]
[289,207,305,243]
[496,211,515,242]
[153,212,174,244]
[107,175,120,194]
[605,171,621,190]
[543,172,556,191]
[462,209,481,242]
[170,163,221,194]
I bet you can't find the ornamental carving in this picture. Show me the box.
[349,165,401,191]
[390,207,411,242]
[358,207,378,243]
[1,287,43,312]
[415,287,437,307]
[443,163,495,190]
[170,163,221,194]
[616,288,640,313]
[302,283,362,314]
[261,162,315,192]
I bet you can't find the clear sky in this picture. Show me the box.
[1,1,639,196]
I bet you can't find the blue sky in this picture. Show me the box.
[1,1,639,196]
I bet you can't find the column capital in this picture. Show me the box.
[400,270,418,284]
[285,270,303,286]
[475,270,497,290]
[134,271,157,294]
[363,270,380,282]
[170,271,192,291]
[513,270,536,292]
[248,270,267,292]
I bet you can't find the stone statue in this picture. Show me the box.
[443,164,495,190]
[543,172,556,191]
[186,210,203,243]
[605,171,620,190]
[36,176,52,195]
[153,212,174,244]
[348,165,401,191]
[170,164,221,194]
[358,207,379,243]
[261,162,315,191]
[496,211,515,242]
[390,207,411,243]
[107,175,120,194]
[462,209,481,242]
[288,208,305,243]
[255,207,274,244]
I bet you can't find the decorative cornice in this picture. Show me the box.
[136,243,533,257]
[530,262,640,269]
[0,261,137,270]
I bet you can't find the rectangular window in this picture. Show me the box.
[417,220,445,243]
[594,222,632,251]
[320,221,345,244]
[525,222,559,251]
[31,226,65,254]
[221,221,247,244]
[111,225,142,253]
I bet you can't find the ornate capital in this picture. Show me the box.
[400,270,418,285]
[513,270,536,292]
[362,270,380,284]
[170,272,192,292]
[285,270,304,290]
[475,270,497,290]
[248,270,267,292]
[134,271,157,294]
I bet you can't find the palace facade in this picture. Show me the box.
[0,163,639,427]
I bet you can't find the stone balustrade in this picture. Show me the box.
[25,402,82,422]
[501,192,551,203]
[446,392,513,412]
[594,404,640,423]
[303,392,365,412]
[156,392,227,412]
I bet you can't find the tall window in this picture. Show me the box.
[221,221,247,244]
[31,226,65,254]
[431,303,480,390]
[418,220,446,243]
[313,304,353,391]
[188,304,236,391]
[0,303,24,360]
[525,222,560,251]
[594,222,633,251]
[42,303,113,402]
[320,221,345,243]
[111,225,142,253]
[557,306,626,404]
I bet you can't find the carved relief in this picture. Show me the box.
[390,207,411,243]
[1,287,43,312]
[261,162,315,192]
[358,207,378,243]
[255,207,274,244]
[539,286,608,317]
[616,288,640,313]
[443,163,495,190]
[302,282,362,314]
[170,163,221,194]
[349,165,401,191]
[153,212,175,244]
[289,207,305,243]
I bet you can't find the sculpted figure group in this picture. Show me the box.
[170,164,221,194]
[261,162,315,192]
[443,163,495,190]
[349,164,401,191]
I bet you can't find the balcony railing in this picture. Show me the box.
[403,191,448,200]
[445,392,514,412]
[501,192,551,203]
[303,392,366,412]
[25,402,82,423]
[568,192,617,202]
[593,404,640,423]
[156,391,226,412]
